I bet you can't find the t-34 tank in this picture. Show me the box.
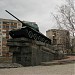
[5,10,51,44]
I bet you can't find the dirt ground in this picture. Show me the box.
[0,63,75,75]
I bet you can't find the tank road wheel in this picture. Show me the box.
[42,38,45,42]
[33,34,37,40]
[48,41,51,44]
[45,40,48,44]
[25,29,28,33]
[28,31,33,39]
[38,36,41,41]
[38,36,44,42]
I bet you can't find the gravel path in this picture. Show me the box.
[0,63,75,75]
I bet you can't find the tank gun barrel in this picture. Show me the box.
[5,10,29,27]
[5,10,51,44]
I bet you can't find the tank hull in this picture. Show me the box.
[5,10,51,44]
[9,27,51,44]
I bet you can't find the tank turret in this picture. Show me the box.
[5,10,51,44]
[23,21,39,31]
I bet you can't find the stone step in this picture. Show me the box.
[41,60,75,66]
[0,63,23,68]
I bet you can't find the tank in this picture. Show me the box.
[23,21,39,31]
[5,10,51,44]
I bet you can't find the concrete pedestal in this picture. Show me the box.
[7,38,54,66]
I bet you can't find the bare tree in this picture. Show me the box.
[51,13,63,30]
[52,0,75,36]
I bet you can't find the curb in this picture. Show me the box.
[41,60,75,66]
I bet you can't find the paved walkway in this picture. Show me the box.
[0,55,75,75]
[59,55,75,61]
[0,55,75,68]
[41,55,75,66]
[0,63,74,75]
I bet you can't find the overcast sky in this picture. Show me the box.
[0,0,65,35]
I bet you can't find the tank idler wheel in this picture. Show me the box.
[38,36,42,41]
[33,34,37,40]
[28,31,33,39]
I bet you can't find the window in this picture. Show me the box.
[0,25,1,28]
[11,25,17,28]
[0,52,2,56]
[3,22,7,24]
[0,33,2,35]
[0,21,1,24]
[2,41,6,45]
[2,47,6,51]
[3,22,10,25]
[18,23,21,26]
[0,42,1,45]
[2,30,6,32]
[11,22,13,25]
[3,25,5,28]
[53,39,57,45]
[14,23,17,25]
[0,29,1,32]
[2,33,6,37]
[66,32,69,36]
[10,22,17,29]
[2,44,6,47]
[0,37,2,40]
[6,25,9,28]
[13,25,17,28]
[52,31,56,39]
[2,37,6,41]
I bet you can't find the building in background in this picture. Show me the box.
[46,29,70,53]
[72,37,75,53]
[0,18,22,56]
